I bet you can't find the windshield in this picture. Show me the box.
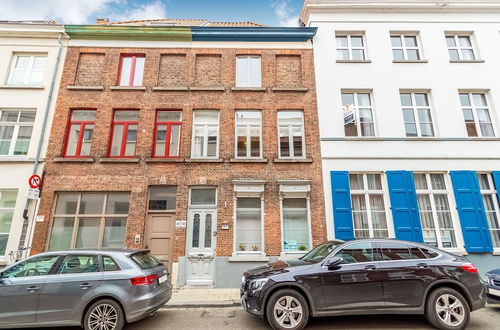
[130,251,162,270]
[301,242,342,263]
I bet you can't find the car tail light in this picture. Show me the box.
[130,274,159,286]
[460,263,478,273]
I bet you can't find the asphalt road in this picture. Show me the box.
[21,305,500,330]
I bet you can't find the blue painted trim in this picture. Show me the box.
[191,27,317,42]
[492,171,500,206]
[330,171,355,240]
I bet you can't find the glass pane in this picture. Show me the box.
[283,198,309,250]
[237,126,247,157]
[391,36,402,47]
[65,124,80,156]
[483,195,495,211]
[190,188,216,205]
[192,213,200,248]
[336,36,348,47]
[125,125,137,156]
[1,110,19,122]
[103,256,120,271]
[250,131,260,157]
[292,126,303,157]
[58,255,99,274]
[204,213,212,248]
[169,124,181,156]
[133,57,145,86]
[119,57,132,86]
[351,49,365,60]
[351,36,363,47]
[103,218,126,248]
[106,193,130,214]
[459,93,471,106]
[0,210,14,233]
[462,49,475,60]
[278,111,303,122]
[33,56,46,69]
[81,124,93,156]
[279,127,290,157]
[0,234,7,255]
[405,123,418,137]
[148,186,176,211]
[114,111,139,121]
[402,109,415,123]
[414,174,428,190]
[48,218,74,251]
[158,111,181,122]
[110,124,124,156]
[0,190,17,208]
[480,123,495,137]
[155,124,166,157]
[207,127,217,157]
[430,174,446,190]
[465,122,478,137]
[341,93,354,106]
[478,174,490,190]
[393,49,404,61]
[448,49,459,60]
[236,57,248,87]
[415,93,429,106]
[79,193,104,214]
[55,193,78,214]
[2,255,59,278]
[380,243,411,260]
[336,242,373,264]
[446,36,456,47]
[458,36,472,47]
[10,70,28,85]
[29,70,43,85]
[473,94,487,107]
[407,49,419,60]
[193,126,204,157]
[357,93,371,106]
[236,198,261,251]
[405,36,417,47]
[15,56,31,69]
[76,218,100,248]
[367,174,382,190]
[248,57,261,87]
[194,111,218,123]
[349,174,364,190]
[337,49,349,60]
[71,110,95,122]
[417,109,432,123]
[19,111,36,122]
[420,123,434,137]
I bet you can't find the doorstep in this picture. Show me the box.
[163,287,241,309]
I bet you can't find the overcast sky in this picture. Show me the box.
[0,0,302,26]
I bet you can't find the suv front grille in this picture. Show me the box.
[492,279,500,287]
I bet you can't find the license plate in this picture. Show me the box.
[158,275,168,284]
[488,287,500,297]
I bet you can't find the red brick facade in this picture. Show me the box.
[31,45,326,264]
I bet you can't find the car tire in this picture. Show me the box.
[425,287,470,330]
[266,289,309,330]
[84,298,125,330]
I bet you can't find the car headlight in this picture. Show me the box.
[242,276,246,284]
[248,278,268,290]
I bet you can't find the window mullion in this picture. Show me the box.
[7,124,19,156]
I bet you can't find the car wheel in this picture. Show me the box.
[266,289,309,330]
[425,287,470,330]
[84,298,125,330]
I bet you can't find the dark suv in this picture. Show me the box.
[241,239,485,330]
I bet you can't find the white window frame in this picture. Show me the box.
[191,110,220,159]
[236,55,261,87]
[478,173,500,250]
[7,54,46,86]
[349,173,391,238]
[277,111,305,159]
[0,189,17,257]
[0,109,35,157]
[279,186,312,255]
[400,92,435,137]
[342,91,376,137]
[446,34,476,61]
[459,92,495,137]
[232,192,265,256]
[335,33,367,61]
[390,34,421,61]
[234,110,262,159]
[188,186,217,209]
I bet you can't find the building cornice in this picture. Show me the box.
[190,27,317,42]
[0,24,64,38]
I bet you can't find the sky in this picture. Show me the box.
[0,0,303,26]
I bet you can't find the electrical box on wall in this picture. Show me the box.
[134,234,141,245]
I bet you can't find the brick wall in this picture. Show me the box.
[74,53,106,86]
[158,54,188,87]
[194,54,222,87]
[276,55,302,87]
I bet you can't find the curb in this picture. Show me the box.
[161,300,241,309]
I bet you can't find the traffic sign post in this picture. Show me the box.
[28,174,42,189]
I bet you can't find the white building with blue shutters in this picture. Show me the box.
[300,0,500,274]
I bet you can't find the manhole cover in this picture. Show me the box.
[201,310,236,318]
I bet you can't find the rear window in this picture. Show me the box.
[130,252,162,269]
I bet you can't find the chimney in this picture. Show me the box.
[96,18,109,25]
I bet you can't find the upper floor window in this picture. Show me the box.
[400,92,434,137]
[478,173,500,248]
[391,34,421,61]
[118,55,145,87]
[336,34,366,61]
[235,111,261,158]
[446,34,476,61]
[109,110,139,158]
[342,92,375,137]
[153,111,182,158]
[192,110,219,159]
[459,93,494,137]
[0,109,35,156]
[64,110,95,157]
[7,54,46,86]
[278,111,304,158]
[236,56,261,87]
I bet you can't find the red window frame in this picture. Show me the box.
[63,109,96,158]
[108,110,139,158]
[153,110,182,158]
[117,54,145,87]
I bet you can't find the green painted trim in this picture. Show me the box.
[65,25,192,41]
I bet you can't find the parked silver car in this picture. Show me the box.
[0,249,172,330]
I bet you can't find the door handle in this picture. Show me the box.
[364,264,377,271]
[26,286,39,292]
[79,283,92,289]
[417,263,429,269]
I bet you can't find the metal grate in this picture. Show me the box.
[492,279,500,287]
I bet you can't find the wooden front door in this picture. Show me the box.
[146,214,176,266]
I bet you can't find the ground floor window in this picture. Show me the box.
[48,192,130,251]
[478,173,500,248]
[0,190,17,255]
[235,197,262,252]
[414,173,457,248]
[282,198,310,251]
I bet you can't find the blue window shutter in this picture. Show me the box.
[386,171,423,243]
[330,171,354,240]
[450,171,493,253]
[492,172,500,205]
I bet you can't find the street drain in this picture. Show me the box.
[200,310,236,318]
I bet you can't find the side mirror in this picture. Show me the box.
[326,257,343,270]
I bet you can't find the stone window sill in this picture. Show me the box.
[100,158,140,163]
[53,157,94,163]
[229,158,268,163]
[67,85,104,91]
[189,86,225,91]
[0,84,44,89]
[146,158,185,163]
[228,254,270,262]
[336,60,371,63]
[272,87,308,92]
[185,158,224,163]
[0,157,39,163]
[393,60,428,63]
[152,86,189,91]
[449,59,485,63]
[231,87,267,92]
[109,86,147,91]
[273,158,313,163]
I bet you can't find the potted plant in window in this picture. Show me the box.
[239,243,246,251]
[298,245,307,251]
[252,245,259,251]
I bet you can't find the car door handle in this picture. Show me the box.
[80,283,92,289]
[26,286,39,292]
[364,264,377,270]
[417,263,429,269]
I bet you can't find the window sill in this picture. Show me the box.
[449,59,485,63]
[185,158,224,163]
[336,60,371,63]
[100,158,140,163]
[0,157,39,162]
[146,158,185,163]
[231,87,267,92]
[67,85,104,91]
[189,86,225,91]
[272,87,308,93]
[109,86,147,91]
[53,157,94,163]
[229,158,268,163]
[152,86,189,91]
[229,254,269,262]
[392,60,428,63]
[273,158,313,163]
[493,251,500,256]
[0,84,44,89]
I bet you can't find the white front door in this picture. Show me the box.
[186,209,216,286]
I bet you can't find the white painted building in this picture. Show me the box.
[301,0,500,273]
[0,21,65,265]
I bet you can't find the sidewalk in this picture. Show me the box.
[165,287,241,308]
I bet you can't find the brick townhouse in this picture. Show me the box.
[30,20,327,288]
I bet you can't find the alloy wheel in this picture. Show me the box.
[88,303,118,330]
[273,295,303,329]
[435,293,465,327]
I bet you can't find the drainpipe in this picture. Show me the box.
[18,32,64,253]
